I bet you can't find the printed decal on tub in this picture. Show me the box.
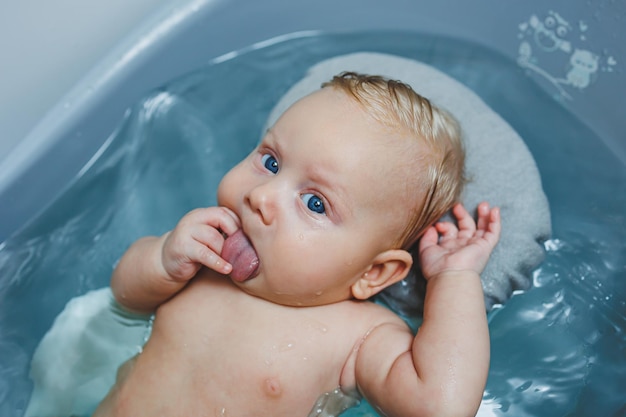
[517,10,618,100]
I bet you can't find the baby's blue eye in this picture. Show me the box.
[302,193,325,214]
[261,154,279,174]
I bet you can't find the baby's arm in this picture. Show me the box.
[412,202,499,413]
[111,207,240,314]
[356,202,500,417]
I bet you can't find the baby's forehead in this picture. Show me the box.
[275,86,428,176]
[340,135,425,198]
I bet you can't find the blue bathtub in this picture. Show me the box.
[0,0,624,415]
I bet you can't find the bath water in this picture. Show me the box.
[0,31,624,417]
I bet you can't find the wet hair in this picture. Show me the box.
[322,72,466,249]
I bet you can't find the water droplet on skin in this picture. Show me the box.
[279,341,295,351]
[304,319,329,334]
[298,233,304,241]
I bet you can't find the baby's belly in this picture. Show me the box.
[98,343,320,416]
[96,277,352,416]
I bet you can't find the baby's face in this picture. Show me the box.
[217,88,414,306]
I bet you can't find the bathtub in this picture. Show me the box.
[0,0,624,416]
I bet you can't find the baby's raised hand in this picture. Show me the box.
[418,202,501,281]
[161,207,240,282]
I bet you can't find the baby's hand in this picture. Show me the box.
[418,202,501,280]
[161,207,240,282]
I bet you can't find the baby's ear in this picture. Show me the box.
[351,250,413,300]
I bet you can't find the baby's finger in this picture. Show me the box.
[191,241,232,275]
[476,202,492,231]
[215,207,242,236]
[183,207,241,236]
[419,225,439,253]
[191,224,228,255]
[453,203,476,236]
[485,207,502,244]
[435,221,458,241]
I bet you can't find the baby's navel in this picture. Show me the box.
[264,377,283,398]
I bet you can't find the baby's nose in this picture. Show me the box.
[246,182,279,225]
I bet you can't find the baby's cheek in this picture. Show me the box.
[216,167,240,206]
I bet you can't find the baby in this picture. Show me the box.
[93,72,500,417]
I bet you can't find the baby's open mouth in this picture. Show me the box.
[222,229,260,282]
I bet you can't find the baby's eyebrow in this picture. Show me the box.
[266,127,277,139]
[307,164,350,220]
[258,128,271,144]
[260,129,283,153]
[264,128,282,146]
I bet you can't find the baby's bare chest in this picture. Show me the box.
[119,279,374,416]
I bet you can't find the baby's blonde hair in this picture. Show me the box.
[322,72,466,249]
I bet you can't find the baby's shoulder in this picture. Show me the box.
[326,299,409,332]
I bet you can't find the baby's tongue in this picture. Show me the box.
[222,229,259,282]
